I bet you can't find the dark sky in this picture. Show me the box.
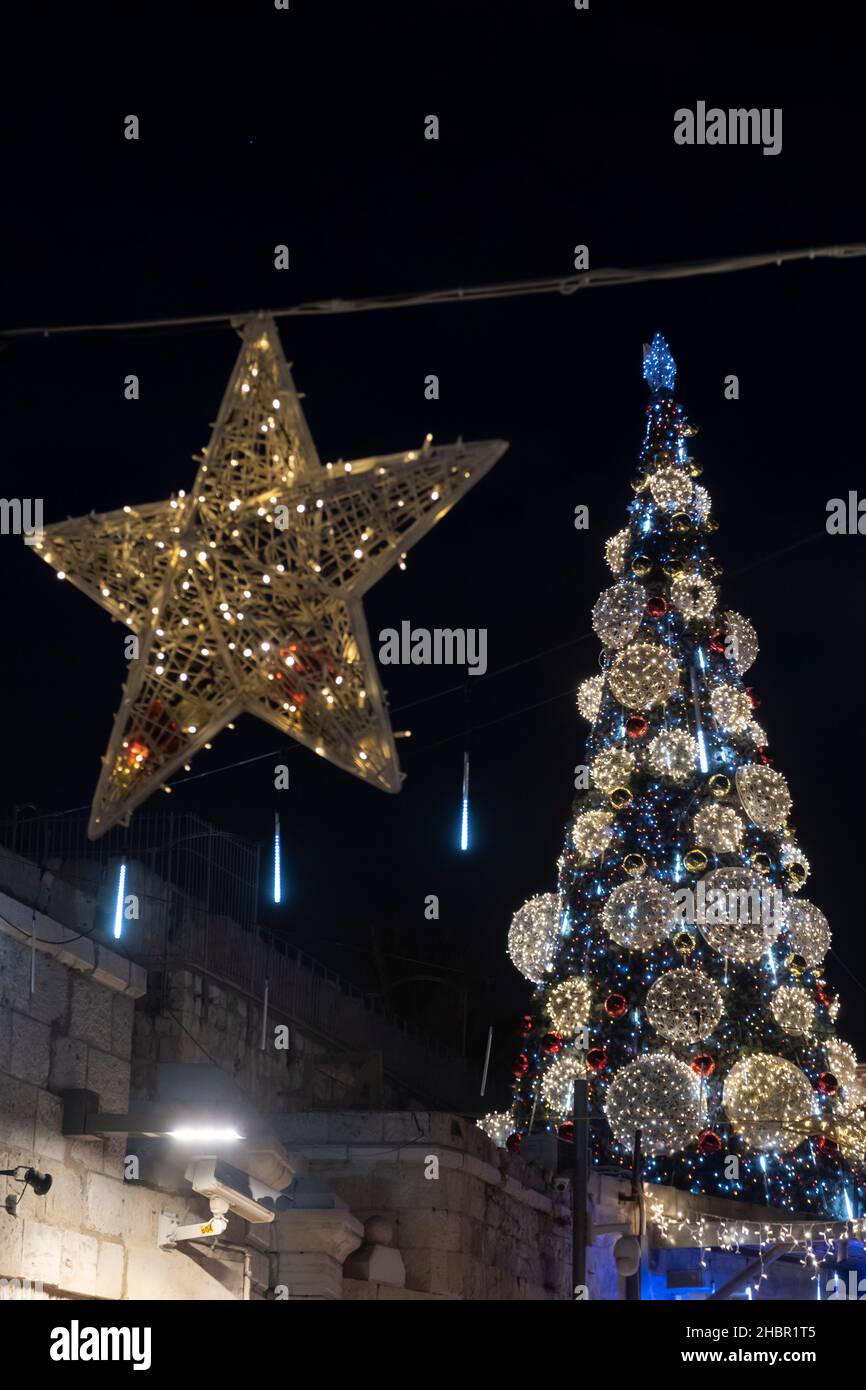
[2,2,865,1070]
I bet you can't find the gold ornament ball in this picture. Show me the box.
[630,554,653,579]
[751,851,773,875]
[684,848,708,873]
[674,930,698,956]
[610,786,633,811]
[622,853,647,877]
[708,773,730,798]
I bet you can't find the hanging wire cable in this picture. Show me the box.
[2,244,864,339]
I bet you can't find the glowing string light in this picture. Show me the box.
[273,811,282,904]
[460,751,470,852]
[112,862,127,940]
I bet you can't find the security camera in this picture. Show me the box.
[185,1157,278,1225]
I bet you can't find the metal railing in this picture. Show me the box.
[0,810,465,1087]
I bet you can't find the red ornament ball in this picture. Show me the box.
[817,1072,838,1096]
[519,1014,534,1036]
[746,687,761,710]
[505,1132,522,1154]
[513,1054,529,1077]
[542,1032,564,1055]
[697,1130,723,1156]
[605,992,628,1018]
[646,595,668,618]
[709,631,727,654]
[817,983,838,1009]
[625,713,650,740]
[557,1122,574,1142]
[811,1135,839,1159]
[691,1053,716,1078]
[586,1047,608,1073]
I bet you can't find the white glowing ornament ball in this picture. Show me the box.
[722,610,759,675]
[476,1111,514,1148]
[649,465,693,511]
[692,801,745,853]
[823,1038,857,1090]
[736,764,792,832]
[697,865,782,962]
[572,809,615,862]
[546,976,594,1035]
[709,683,753,733]
[671,572,717,623]
[785,899,831,967]
[591,580,647,650]
[645,967,724,1044]
[648,728,697,784]
[609,642,679,710]
[541,1048,585,1120]
[605,527,631,575]
[590,746,636,794]
[770,985,814,1036]
[723,1053,813,1153]
[602,878,679,951]
[604,1053,702,1155]
[507,892,562,984]
[576,675,605,723]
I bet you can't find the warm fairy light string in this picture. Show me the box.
[484,331,866,1225]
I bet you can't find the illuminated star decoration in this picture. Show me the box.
[33,315,507,838]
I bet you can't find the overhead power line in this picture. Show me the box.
[2,243,864,340]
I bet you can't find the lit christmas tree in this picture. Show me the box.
[485,333,866,1219]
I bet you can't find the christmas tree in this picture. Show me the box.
[486,333,866,1220]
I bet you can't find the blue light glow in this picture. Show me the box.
[459,752,470,851]
[642,332,677,396]
[112,862,127,940]
[273,813,282,904]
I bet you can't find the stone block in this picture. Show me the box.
[70,974,114,1052]
[0,1206,24,1277]
[49,1034,89,1091]
[0,936,29,1009]
[111,994,135,1060]
[125,1246,236,1300]
[395,1209,463,1253]
[28,954,70,1027]
[34,1089,66,1163]
[60,1230,99,1297]
[86,1048,130,1113]
[0,1072,37,1149]
[44,1165,85,1229]
[84,1172,126,1239]
[0,1003,10,1072]
[402,1246,452,1296]
[20,1218,61,1286]
[96,1240,124,1298]
[67,1137,105,1174]
[370,1167,435,1211]
[9,1013,51,1086]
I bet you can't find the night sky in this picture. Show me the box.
[2,3,865,1075]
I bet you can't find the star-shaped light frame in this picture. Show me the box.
[33,315,507,837]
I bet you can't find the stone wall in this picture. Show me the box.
[0,906,244,1300]
[273,1111,573,1300]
